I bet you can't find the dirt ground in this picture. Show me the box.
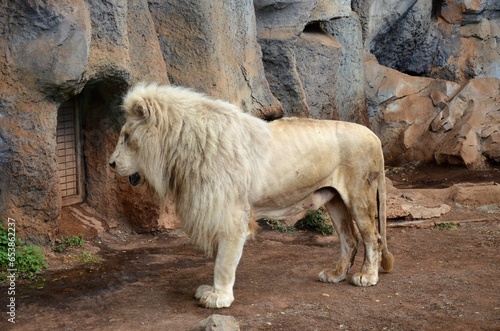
[2,166,500,330]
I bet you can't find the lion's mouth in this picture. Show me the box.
[129,172,141,186]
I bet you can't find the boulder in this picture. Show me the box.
[8,0,91,95]
[354,0,500,83]
[401,204,451,219]
[189,314,240,331]
[450,183,500,208]
[367,58,500,169]
[432,78,500,169]
[259,13,367,122]
[321,14,368,124]
[365,59,460,164]
[259,30,342,119]
[386,180,452,220]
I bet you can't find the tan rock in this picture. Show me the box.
[433,78,500,169]
[450,183,500,208]
[401,204,451,219]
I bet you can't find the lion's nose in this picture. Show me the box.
[109,161,116,169]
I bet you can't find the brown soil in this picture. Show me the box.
[2,166,499,330]
[386,164,500,189]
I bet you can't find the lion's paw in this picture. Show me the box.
[350,272,378,286]
[318,269,347,283]
[195,285,234,309]
[195,285,213,299]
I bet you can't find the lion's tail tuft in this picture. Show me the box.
[381,248,394,272]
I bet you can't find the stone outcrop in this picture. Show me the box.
[431,78,500,168]
[354,0,500,83]
[259,29,343,119]
[257,2,368,123]
[189,314,240,331]
[367,58,500,169]
[148,0,282,119]
[386,179,500,222]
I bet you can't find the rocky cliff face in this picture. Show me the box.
[362,0,500,169]
[0,0,498,242]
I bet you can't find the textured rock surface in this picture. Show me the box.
[254,0,318,37]
[189,314,240,331]
[258,10,367,122]
[431,78,500,169]
[149,0,282,119]
[354,0,500,83]
[321,14,368,124]
[260,30,342,119]
[254,0,351,37]
[386,179,500,221]
[367,58,500,169]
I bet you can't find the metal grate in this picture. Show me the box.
[57,99,83,204]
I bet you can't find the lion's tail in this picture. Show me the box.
[378,172,394,272]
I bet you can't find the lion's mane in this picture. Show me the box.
[122,84,271,253]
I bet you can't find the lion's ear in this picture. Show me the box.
[129,99,161,127]
[131,100,149,119]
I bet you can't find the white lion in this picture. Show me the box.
[109,83,394,308]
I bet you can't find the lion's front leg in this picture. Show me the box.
[195,232,247,308]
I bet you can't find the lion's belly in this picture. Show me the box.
[251,118,381,220]
[252,148,337,220]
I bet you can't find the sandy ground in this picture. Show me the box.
[1,165,499,330]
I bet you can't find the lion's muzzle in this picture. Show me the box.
[109,161,141,186]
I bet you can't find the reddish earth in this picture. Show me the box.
[2,166,499,330]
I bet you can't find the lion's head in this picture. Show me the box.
[109,84,166,190]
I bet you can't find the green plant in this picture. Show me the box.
[54,235,85,253]
[14,245,49,278]
[298,207,335,235]
[435,222,461,230]
[78,251,103,266]
[264,219,297,233]
[0,222,49,279]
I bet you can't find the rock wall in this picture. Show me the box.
[354,0,500,82]
[148,0,282,119]
[366,58,500,169]
[256,0,367,123]
[364,0,500,169]
[0,0,498,242]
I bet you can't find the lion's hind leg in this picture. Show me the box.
[318,195,358,283]
[350,208,380,287]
